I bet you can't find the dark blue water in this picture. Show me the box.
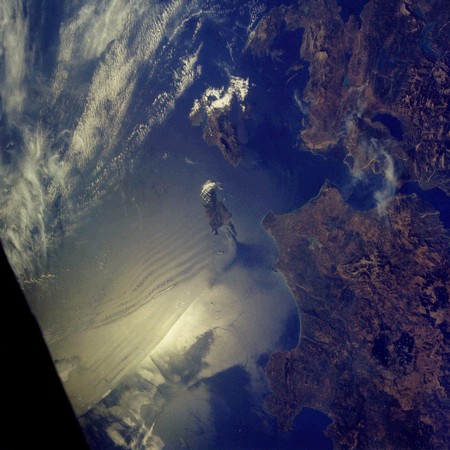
[420,22,441,59]
[372,113,403,141]
[207,365,333,450]
[77,4,375,448]
[345,173,385,211]
[28,0,65,77]
[405,4,425,20]
[237,25,351,215]
[153,21,339,448]
[336,0,369,26]
[398,182,450,228]
[189,25,344,449]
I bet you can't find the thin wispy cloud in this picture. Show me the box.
[344,117,398,212]
[0,0,206,281]
[374,149,397,213]
[0,1,28,122]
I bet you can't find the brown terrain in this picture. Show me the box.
[246,0,450,193]
[203,113,241,166]
[194,1,450,446]
[244,1,450,447]
[189,97,242,166]
[263,185,449,449]
[200,183,237,236]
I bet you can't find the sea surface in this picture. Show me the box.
[77,57,342,446]
[1,1,418,448]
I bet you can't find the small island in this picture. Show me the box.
[189,76,249,166]
[200,180,237,236]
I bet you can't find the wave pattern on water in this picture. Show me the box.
[0,2,304,449]
[0,0,250,281]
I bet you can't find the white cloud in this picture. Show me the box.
[106,424,129,448]
[0,126,54,277]
[0,0,206,281]
[345,130,398,212]
[200,179,221,205]
[0,1,28,121]
[374,149,396,213]
[134,422,165,450]
[128,43,203,147]
[190,75,249,119]
[55,357,80,382]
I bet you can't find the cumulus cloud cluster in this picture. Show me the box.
[0,2,57,277]
[190,75,249,119]
[0,0,207,281]
[0,3,305,449]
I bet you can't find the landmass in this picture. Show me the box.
[189,76,249,166]
[263,185,449,449]
[246,0,450,193]
[203,114,241,166]
[200,180,236,236]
